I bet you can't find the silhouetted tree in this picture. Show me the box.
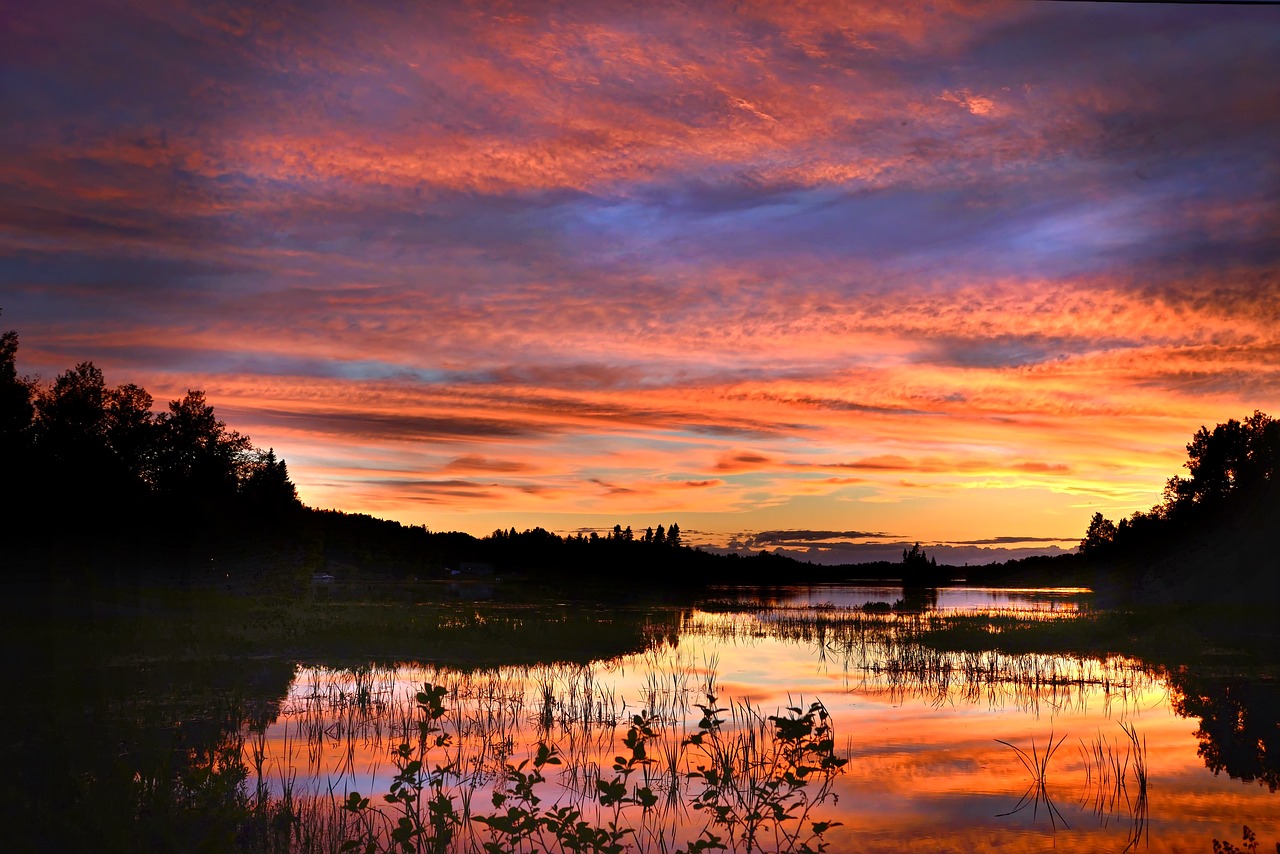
[1165,411,1279,510]
[654,524,666,545]
[902,542,930,568]
[0,316,34,447]
[104,383,157,484]
[31,362,139,506]
[35,362,110,458]
[241,448,301,515]
[1079,512,1117,557]
[668,522,681,547]
[1075,411,1280,593]
[152,390,251,501]
[0,320,37,540]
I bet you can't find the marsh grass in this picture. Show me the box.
[227,650,849,852]
[996,732,1070,831]
[18,584,1271,853]
[684,605,1160,716]
[225,602,1181,851]
[1117,720,1150,852]
[1077,723,1148,808]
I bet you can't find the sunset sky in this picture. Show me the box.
[3,1,1278,563]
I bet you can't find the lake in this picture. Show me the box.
[233,583,1278,852]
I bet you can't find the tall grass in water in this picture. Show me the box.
[1000,719,1150,849]
[322,682,847,853]
[1118,720,1149,852]
[1073,720,1150,852]
[227,605,1167,851]
[996,731,1070,831]
[1119,721,1147,799]
[684,605,1158,717]
[226,656,852,852]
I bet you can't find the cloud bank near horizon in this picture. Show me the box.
[700,528,1078,566]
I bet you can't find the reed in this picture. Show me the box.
[1119,720,1148,797]
[210,645,854,853]
[996,731,1070,830]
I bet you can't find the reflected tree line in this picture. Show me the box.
[1168,670,1280,793]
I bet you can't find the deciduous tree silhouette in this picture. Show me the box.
[31,363,137,508]
[0,316,34,447]
[1076,411,1280,598]
[105,383,156,484]
[1166,411,1279,510]
[1079,512,1117,557]
[153,390,252,502]
[35,362,109,457]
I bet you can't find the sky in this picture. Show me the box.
[2,0,1279,564]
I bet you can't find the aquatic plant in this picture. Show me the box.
[1213,825,1280,854]
[471,713,660,854]
[1077,721,1149,852]
[301,672,849,853]
[996,731,1069,831]
[682,691,847,853]
[338,684,461,853]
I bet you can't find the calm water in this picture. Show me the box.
[249,585,1278,852]
[705,582,1092,612]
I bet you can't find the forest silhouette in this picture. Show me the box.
[3,311,1278,600]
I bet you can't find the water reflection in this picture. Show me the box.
[1169,671,1280,793]
[243,587,1278,851]
[707,583,1091,613]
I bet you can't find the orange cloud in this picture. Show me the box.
[6,0,1278,549]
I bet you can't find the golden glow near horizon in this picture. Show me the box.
[4,1,1279,560]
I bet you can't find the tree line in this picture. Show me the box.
[2,313,303,570]
[10,309,1271,592]
[1,313,718,583]
[1079,410,1279,561]
[492,523,683,547]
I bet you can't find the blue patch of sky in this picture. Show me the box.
[564,184,995,270]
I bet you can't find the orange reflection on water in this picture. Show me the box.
[247,598,1278,852]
